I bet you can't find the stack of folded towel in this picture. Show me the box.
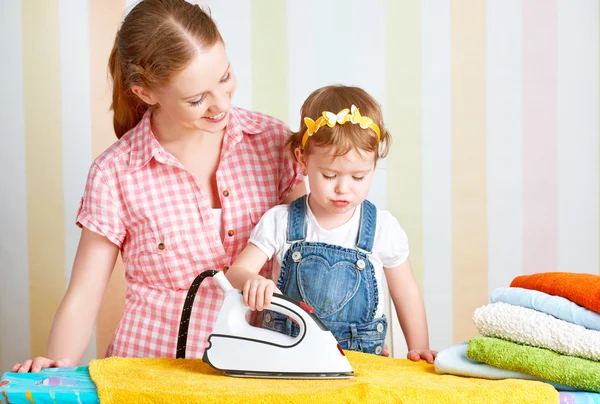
[435,272,600,401]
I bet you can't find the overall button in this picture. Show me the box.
[157,242,165,250]
[375,346,383,355]
[223,266,229,272]
[264,313,272,323]
[356,259,366,270]
[222,190,230,197]
[292,251,302,262]
[377,323,384,333]
[228,230,235,237]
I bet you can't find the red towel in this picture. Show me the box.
[511,272,600,314]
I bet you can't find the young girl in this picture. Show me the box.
[226,85,436,363]
[13,0,304,373]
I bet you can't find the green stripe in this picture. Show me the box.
[22,0,65,357]
[251,0,288,123]
[385,0,423,290]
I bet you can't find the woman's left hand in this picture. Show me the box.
[407,349,438,364]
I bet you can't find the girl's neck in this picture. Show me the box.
[307,194,356,230]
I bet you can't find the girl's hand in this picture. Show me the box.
[242,278,277,311]
[407,349,438,364]
[12,357,72,373]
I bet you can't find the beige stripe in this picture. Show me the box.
[88,0,127,358]
[22,0,65,357]
[451,1,488,343]
[385,0,423,289]
[251,0,288,122]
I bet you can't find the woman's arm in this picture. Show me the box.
[282,181,306,204]
[14,228,119,372]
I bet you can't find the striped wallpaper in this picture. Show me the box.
[0,0,598,370]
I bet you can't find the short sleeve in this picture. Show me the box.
[248,206,287,261]
[377,211,410,268]
[76,162,126,247]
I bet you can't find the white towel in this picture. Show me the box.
[473,302,600,361]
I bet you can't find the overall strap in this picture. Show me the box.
[356,199,377,253]
[286,195,308,243]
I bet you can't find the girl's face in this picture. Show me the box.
[296,145,376,218]
[134,42,237,136]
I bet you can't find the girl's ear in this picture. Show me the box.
[294,147,308,175]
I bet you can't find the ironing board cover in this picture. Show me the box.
[86,350,557,404]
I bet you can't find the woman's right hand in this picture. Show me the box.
[12,357,72,373]
[242,278,278,311]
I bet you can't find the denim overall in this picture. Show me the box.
[263,195,387,355]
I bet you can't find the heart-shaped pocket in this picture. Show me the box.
[296,255,361,318]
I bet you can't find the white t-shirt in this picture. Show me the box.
[248,197,410,317]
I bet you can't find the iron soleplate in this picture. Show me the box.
[223,370,354,379]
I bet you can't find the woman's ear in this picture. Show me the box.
[294,147,308,175]
[131,85,158,105]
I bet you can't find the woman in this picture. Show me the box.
[14,0,304,373]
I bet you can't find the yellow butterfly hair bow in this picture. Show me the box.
[301,104,381,147]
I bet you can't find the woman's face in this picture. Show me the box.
[137,42,237,136]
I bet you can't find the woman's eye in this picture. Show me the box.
[322,174,336,180]
[353,176,365,181]
[221,72,231,83]
[188,95,206,107]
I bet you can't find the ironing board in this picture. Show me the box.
[1,359,595,404]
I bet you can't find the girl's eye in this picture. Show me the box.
[322,174,336,180]
[188,95,206,107]
[221,72,231,83]
[353,176,365,181]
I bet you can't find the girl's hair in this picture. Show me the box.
[287,85,391,162]
[108,0,223,138]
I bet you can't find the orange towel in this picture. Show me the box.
[511,272,600,314]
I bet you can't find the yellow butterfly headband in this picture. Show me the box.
[301,105,381,148]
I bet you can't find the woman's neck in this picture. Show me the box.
[150,110,224,145]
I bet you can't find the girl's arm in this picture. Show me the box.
[225,244,274,311]
[13,228,119,372]
[384,258,437,363]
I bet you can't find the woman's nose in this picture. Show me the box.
[211,89,230,112]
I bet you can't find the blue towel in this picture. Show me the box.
[490,287,600,331]
[434,341,576,391]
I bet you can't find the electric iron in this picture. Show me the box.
[176,270,354,379]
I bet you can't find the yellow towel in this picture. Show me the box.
[89,351,558,404]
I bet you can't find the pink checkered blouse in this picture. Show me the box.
[76,107,303,359]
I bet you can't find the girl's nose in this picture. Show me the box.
[335,178,350,194]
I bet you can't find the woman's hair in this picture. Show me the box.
[108,0,223,138]
[287,85,391,162]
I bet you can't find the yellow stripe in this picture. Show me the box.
[451,1,488,343]
[88,0,127,358]
[22,0,65,357]
[251,0,288,122]
[385,0,423,289]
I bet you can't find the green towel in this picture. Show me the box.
[467,336,600,393]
